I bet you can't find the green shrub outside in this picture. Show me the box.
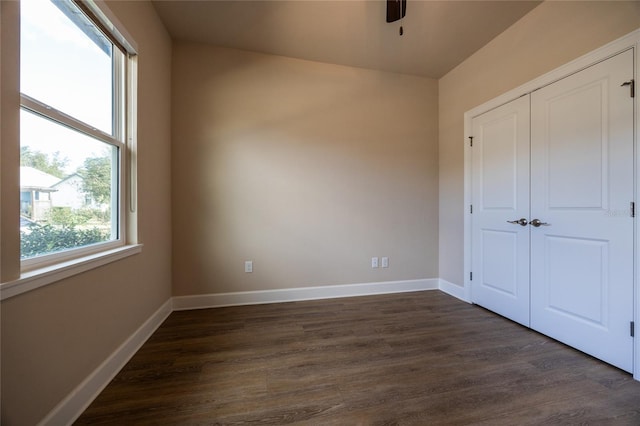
[21,224,109,259]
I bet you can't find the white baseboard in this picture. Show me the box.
[438,279,470,303]
[38,298,173,426]
[173,278,439,310]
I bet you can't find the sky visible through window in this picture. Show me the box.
[21,0,113,174]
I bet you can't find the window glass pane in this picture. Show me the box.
[20,109,117,259]
[20,0,113,134]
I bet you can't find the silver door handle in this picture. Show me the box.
[507,218,528,226]
[530,219,550,227]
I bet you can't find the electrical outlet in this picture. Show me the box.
[371,257,379,268]
[382,257,389,268]
[245,260,253,273]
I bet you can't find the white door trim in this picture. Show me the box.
[463,28,640,379]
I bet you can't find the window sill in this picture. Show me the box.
[0,244,142,301]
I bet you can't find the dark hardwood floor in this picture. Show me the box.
[76,291,640,425]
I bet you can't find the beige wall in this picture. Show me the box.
[438,1,640,286]
[172,43,439,296]
[0,1,173,424]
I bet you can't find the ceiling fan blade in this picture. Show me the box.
[386,0,407,23]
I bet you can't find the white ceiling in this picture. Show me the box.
[152,0,542,79]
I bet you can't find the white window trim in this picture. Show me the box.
[86,0,138,54]
[0,0,140,300]
[1,244,142,301]
[21,94,122,147]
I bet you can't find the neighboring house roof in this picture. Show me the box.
[20,166,61,191]
[51,173,83,188]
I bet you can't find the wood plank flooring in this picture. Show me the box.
[75,291,640,425]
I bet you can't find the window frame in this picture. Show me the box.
[0,0,141,299]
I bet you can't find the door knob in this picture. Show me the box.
[530,219,550,227]
[507,218,528,226]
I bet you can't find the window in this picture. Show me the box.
[19,0,132,269]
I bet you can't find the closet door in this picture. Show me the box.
[530,50,634,372]
[471,95,530,326]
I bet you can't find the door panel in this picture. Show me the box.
[480,116,520,209]
[480,230,518,296]
[547,82,607,209]
[545,236,608,325]
[530,49,634,372]
[471,95,530,327]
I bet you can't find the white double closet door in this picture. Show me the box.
[471,50,635,372]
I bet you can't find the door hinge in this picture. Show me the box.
[469,136,474,147]
[631,321,635,337]
[470,204,473,214]
[631,202,635,218]
[470,272,473,281]
[621,79,635,98]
